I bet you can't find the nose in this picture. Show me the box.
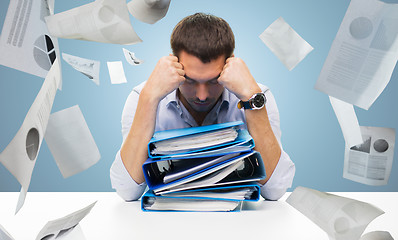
[196,83,209,102]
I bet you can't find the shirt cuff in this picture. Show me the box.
[110,150,147,201]
[259,149,295,201]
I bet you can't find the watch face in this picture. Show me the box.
[253,94,265,108]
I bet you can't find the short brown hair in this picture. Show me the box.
[170,13,235,63]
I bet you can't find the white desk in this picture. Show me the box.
[0,192,396,240]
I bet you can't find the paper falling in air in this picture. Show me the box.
[329,96,363,147]
[344,126,395,186]
[44,105,101,178]
[360,231,394,240]
[287,186,385,240]
[107,61,127,84]
[35,201,96,240]
[127,0,171,24]
[62,53,101,85]
[45,0,142,45]
[52,224,86,240]
[259,17,313,71]
[0,0,62,89]
[314,0,398,110]
[0,58,61,214]
[122,48,144,65]
[0,224,14,240]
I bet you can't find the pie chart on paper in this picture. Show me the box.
[33,34,56,71]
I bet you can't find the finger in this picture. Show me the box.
[225,57,234,63]
[173,62,184,69]
[168,55,178,61]
[176,68,185,76]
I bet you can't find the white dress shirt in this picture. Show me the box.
[110,81,295,201]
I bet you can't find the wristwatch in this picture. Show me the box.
[237,92,266,110]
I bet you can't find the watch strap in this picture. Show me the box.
[238,100,252,109]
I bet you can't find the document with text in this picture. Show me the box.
[0,59,61,214]
[344,126,395,186]
[315,0,398,110]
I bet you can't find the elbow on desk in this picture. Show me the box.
[115,189,142,202]
[261,187,287,201]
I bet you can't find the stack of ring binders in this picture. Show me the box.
[141,121,266,212]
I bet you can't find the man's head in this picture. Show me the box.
[171,13,235,117]
[171,12,235,63]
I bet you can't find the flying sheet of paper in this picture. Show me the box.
[329,96,363,147]
[0,224,14,240]
[0,59,61,214]
[62,53,100,85]
[314,0,398,110]
[259,17,314,71]
[122,48,144,65]
[0,0,62,88]
[53,224,86,240]
[344,126,396,186]
[45,0,142,45]
[35,201,96,240]
[286,186,384,240]
[360,231,394,240]
[107,61,127,84]
[44,105,101,178]
[127,0,171,24]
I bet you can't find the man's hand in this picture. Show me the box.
[143,55,185,101]
[218,57,262,101]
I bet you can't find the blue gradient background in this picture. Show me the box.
[1,0,397,192]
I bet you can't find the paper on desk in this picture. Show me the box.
[35,201,96,240]
[329,96,363,147]
[45,0,142,45]
[259,17,313,71]
[0,224,14,240]
[62,53,100,86]
[107,61,127,84]
[127,0,171,24]
[344,126,395,186]
[44,105,101,178]
[0,59,61,214]
[360,231,393,240]
[286,186,384,240]
[314,0,398,110]
[122,48,144,65]
[0,0,61,87]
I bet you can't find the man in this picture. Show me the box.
[110,13,295,201]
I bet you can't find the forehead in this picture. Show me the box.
[179,51,225,81]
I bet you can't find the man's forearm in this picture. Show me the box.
[120,91,159,184]
[245,107,281,185]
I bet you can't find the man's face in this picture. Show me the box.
[178,51,225,113]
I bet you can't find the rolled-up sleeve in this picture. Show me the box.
[259,150,295,200]
[259,88,295,200]
[110,150,147,201]
[110,83,148,201]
